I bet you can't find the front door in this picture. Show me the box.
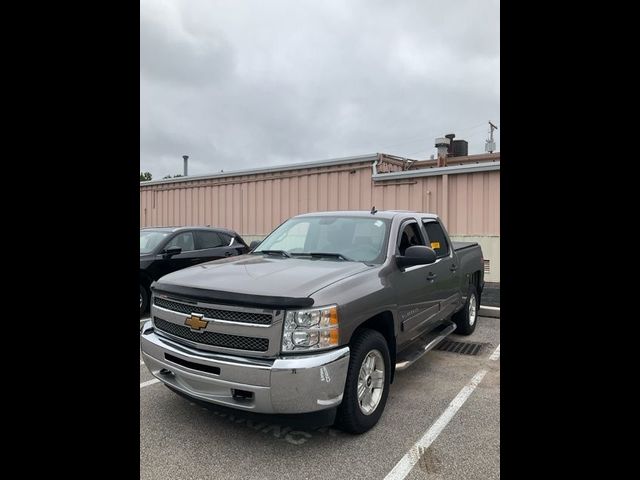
[154,231,199,277]
[391,219,449,345]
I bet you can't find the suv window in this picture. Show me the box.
[219,233,233,246]
[197,231,224,249]
[165,232,195,252]
[423,221,450,258]
[397,221,425,256]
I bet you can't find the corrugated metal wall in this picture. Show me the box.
[371,171,500,235]
[140,159,499,237]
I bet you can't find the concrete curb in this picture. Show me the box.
[479,306,500,318]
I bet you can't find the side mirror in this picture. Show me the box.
[163,246,182,258]
[396,245,437,269]
[249,240,262,250]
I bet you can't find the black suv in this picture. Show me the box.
[140,226,249,314]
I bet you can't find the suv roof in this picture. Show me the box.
[140,226,238,234]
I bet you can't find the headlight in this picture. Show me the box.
[281,305,339,352]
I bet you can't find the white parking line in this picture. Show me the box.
[489,344,500,361]
[384,344,500,480]
[140,378,160,389]
[140,360,144,366]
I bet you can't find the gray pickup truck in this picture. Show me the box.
[141,210,484,433]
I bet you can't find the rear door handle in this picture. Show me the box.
[426,272,437,282]
[450,264,458,272]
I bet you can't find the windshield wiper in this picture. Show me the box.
[290,252,353,261]
[257,249,291,258]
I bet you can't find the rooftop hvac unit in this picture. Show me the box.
[451,140,468,157]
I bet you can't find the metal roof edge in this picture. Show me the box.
[140,153,380,187]
[372,161,500,181]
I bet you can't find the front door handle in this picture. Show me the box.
[426,272,437,282]
[450,264,458,272]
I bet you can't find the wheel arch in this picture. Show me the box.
[352,311,397,383]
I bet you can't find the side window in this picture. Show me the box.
[196,231,224,249]
[218,233,233,246]
[165,232,195,252]
[397,221,425,256]
[423,221,450,258]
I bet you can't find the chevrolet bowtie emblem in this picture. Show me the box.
[184,313,208,331]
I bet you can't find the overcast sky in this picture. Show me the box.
[140,0,499,179]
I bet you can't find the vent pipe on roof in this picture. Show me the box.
[435,137,450,167]
[444,134,455,154]
[183,155,189,176]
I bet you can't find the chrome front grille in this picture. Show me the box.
[151,293,283,357]
[154,297,272,325]
[154,318,269,352]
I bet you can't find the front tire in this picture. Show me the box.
[452,284,479,335]
[334,329,390,434]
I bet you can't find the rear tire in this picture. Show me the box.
[140,284,149,316]
[452,284,478,335]
[334,329,390,434]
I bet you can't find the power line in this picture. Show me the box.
[376,120,490,152]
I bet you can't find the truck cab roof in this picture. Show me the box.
[293,210,440,221]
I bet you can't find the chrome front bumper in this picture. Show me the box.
[140,321,350,414]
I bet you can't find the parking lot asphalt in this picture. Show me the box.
[140,316,500,480]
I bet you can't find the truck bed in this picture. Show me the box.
[452,241,479,251]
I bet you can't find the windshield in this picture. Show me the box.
[140,230,170,254]
[254,216,390,263]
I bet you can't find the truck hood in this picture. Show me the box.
[154,254,372,300]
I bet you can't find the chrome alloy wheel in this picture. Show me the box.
[357,349,385,415]
[469,294,477,326]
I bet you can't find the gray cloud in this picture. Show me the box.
[140,0,500,179]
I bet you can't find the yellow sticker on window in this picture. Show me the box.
[431,241,441,249]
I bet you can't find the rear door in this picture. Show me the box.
[193,230,237,261]
[391,218,448,344]
[421,219,461,318]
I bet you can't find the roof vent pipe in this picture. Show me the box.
[444,134,455,154]
[435,137,451,167]
[183,155,189,177]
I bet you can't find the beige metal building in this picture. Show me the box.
[140,152,500,281]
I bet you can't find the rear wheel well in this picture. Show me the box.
[352,311,396,383]
[470,271,482,305]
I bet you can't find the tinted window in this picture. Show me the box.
[423,221,450,258]
[165,232,195,252]
[398,222,425,256]
[218,233,233,246]
[197,231,224,249]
